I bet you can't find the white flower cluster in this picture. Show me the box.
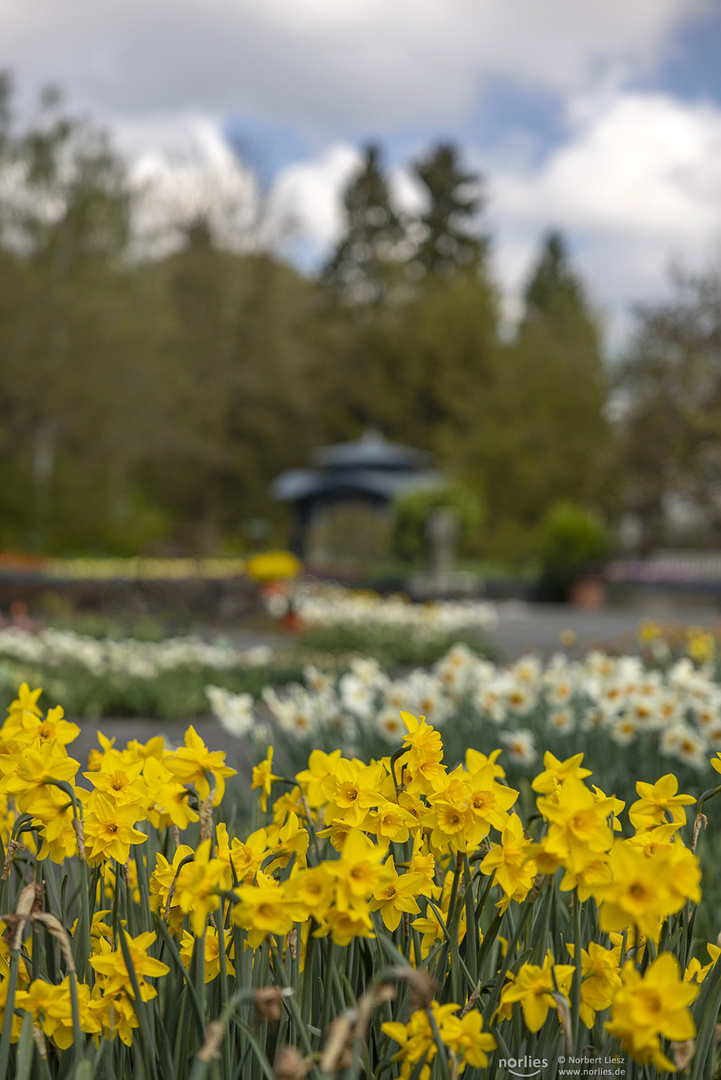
[207,644,721,773]
[269,581,498,636]
[0,626,273,679]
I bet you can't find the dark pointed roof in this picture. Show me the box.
[311,428,432,471]
[272,429,439,504]
[272,467,443,503]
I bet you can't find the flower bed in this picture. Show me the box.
[208,644,721,804]
[0,613,495,719]
[0,683,720,1078]
[267,581,498,639]
[0,626,272,677]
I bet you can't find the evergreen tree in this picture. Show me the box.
[523,229,584,316]
[480,230,611,557]
[322,144,406,306]
[332,143,498,494]
[411,142,485,279]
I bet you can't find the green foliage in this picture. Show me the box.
[364,272,501,466]
[615,264,721,547]
[537,499,612,594]
[0,655,309,720]
[0,78,624,564]
[411,142,486,279]
[479,232,613,561]
[296,624,494,668]
[392,481,484,562]
[524,229,586,315]
[0,80,342,556]
[322,143,406,307]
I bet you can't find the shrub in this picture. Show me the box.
[392,481,484,563]
[537,499,612,599]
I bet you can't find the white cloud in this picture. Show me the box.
[495,92,721,237]
[0,0,709,135]
[268,144,362,250]
[487,90,721,346]
[114,113,268,255]
[2,0,718,348]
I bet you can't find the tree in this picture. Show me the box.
[411,142,486,280]
[324,142,499,468]
[0,81,172,552]
[477,231,611,558]
[145,221,341,550]
[616,263,721,545]
[322,144,406,307]
[523,229,585,316]
[367,271,501,463]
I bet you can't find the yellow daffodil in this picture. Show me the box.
[166,725,237,805]
[83,752,145,807]
[16,977,100,1049]
[174,837,227,937]
[685,942,721,984]
[531,751,591,797]
[500,951,574,1032]
[88,988,140,1046]
[143,755,200,831]
[441,1008,497,1071]
[149,844,196,935]
[480,813,537,906]
[369,799,417,845]
[232,871,295,948]
[18,704,80,748]
[629,773,696,831]
[567,942,622,1028]
[398,712,447,795]
[1,741,80,813]
[407,841,441,900]
[370,869,423,931]
[180,926,235,982]
[84,793,147,865]
[594,839,700,941]
[286,865,335,921]
[225,826,270,884]
[465,746,505,778]
[91,931,170,1001]
[328,828,391,910]
[605,953,698,1070]
[411,874,466,960]
[320,905,376,947]
[251,747,281,813]
[295,748,342,807]
[536,774,615,873]
[6,682,43,726]
[321,759,386,828]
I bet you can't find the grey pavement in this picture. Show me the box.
[491,598,721,662]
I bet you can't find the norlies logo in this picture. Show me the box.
[498,1056,549,1078]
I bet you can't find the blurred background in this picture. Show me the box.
[1,0,721,606]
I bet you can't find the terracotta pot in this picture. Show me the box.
[568,575,606,609]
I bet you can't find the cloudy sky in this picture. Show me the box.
[3,0,721,348]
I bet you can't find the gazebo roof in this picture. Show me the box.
[311,428,431,471]
[272,466,443,503]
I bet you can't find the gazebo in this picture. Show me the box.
[272,429,443,558]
